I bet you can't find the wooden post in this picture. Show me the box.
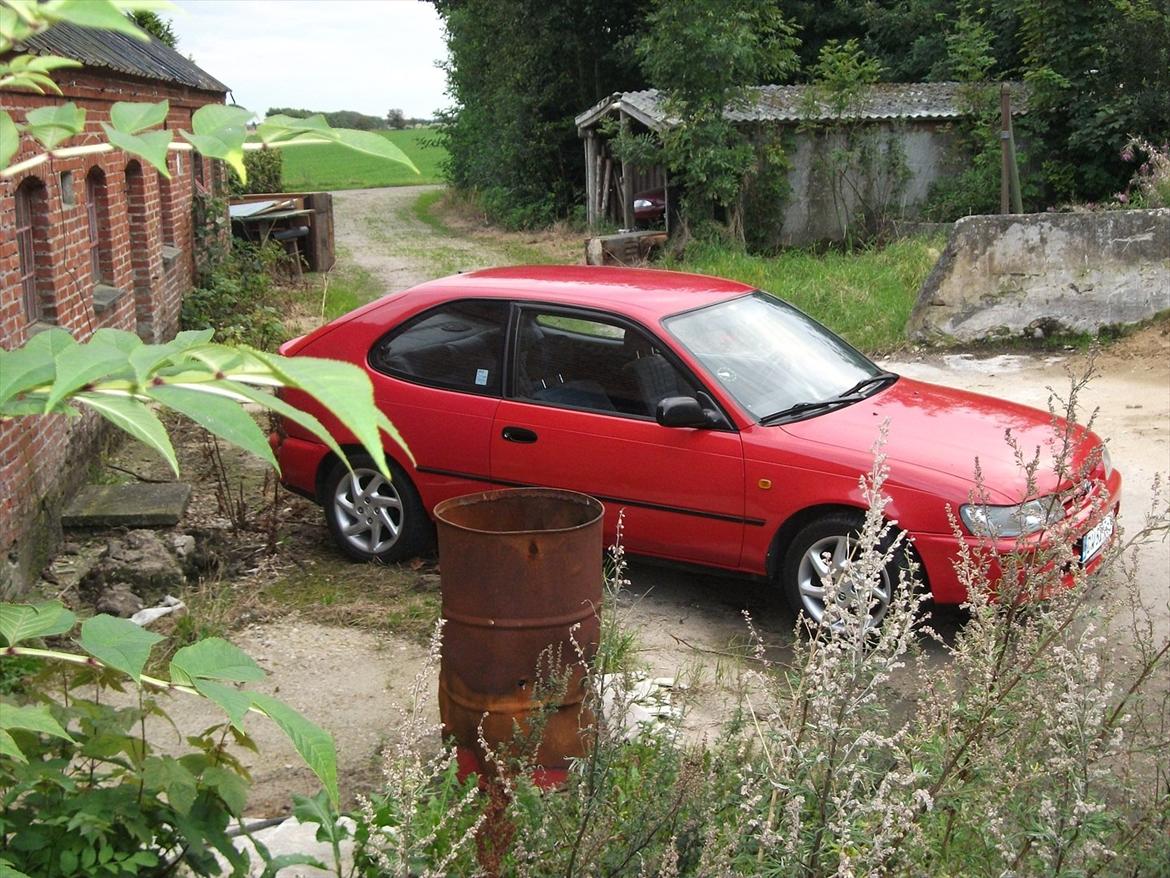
[584,132,597,229]
[600,158,612,219]
[1000,85,1011,214]
[619,110,635,229]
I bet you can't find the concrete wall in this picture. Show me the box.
[0,71,225,596]
[781,121,957,246]
[907,209,1170,344]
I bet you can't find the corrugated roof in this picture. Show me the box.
[577,82,1027,131]
[19,22,229,93]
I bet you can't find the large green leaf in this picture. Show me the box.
[0,729,27,765]
[170,638,265,685]
[109,99,168,135]
[203,765,248,815]
[143,756,197,815]
[90,327,145,356]
[181,105,252,182]
[249,352,390,478]
[331,128,419,173]
[0,702,75,742]
[74,392,179,475]
[126,329,215,385]
[23,102,84,149]
[0,327,73,409]
[192,679,252,731]
[0,601,76,646]
[40,0,152,40]
[78,614,163,683]
[42,335,133,414]
[220,380,354,475]
[250,693,338,807]
[101,123,172,176]
[146,384,277,468]
[0,111,19,169]
[255,113,332,145]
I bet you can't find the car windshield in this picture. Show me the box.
[664,292,887,422]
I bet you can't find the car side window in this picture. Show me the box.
[514,309,696,417]
[370,300,509,395]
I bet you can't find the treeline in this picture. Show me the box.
[432,0,1170,229]
[265,107,433,130]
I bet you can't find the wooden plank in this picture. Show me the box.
[600,158,612,217]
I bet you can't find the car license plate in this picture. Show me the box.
[1081,513,1114,564]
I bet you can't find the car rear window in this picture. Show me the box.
[369,299,509,395]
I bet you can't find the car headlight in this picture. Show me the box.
[959,496,1065,538]
[1100,444,1112,479]
[634,199,653,210]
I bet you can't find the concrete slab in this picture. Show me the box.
[62,483,191,528]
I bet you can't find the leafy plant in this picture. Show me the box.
[0,600,337,877]
[182,240,288,350]
[0,327,407,480]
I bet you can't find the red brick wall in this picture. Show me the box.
[1,71,226,595]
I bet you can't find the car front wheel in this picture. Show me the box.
[781,511,904,629]
[322,454,429,563]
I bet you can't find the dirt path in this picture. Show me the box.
[134,188,1170,817]
[331,185,580,293]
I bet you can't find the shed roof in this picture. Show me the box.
[20,22,229,93]
[577,81,1025,132]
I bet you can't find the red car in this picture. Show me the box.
[273,265,1120,625]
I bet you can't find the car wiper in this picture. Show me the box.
[759,373,898,425]
[836,371,897,400]
[759,399,846,425]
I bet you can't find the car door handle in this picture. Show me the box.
[502,426,538,444]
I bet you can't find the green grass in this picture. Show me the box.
[281,128,447,191]
[665,237,945,353]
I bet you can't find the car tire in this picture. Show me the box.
[781,511,906,629]
[322,454,429,563]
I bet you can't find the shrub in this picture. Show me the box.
[181,239,288,350]
[0,604,338,877]
[227,148,283,196]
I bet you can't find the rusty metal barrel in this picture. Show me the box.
[433,488,604,784]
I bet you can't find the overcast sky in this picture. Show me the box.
[172,0,450,120]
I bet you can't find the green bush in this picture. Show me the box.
[0,602,338,878]
[181,240,287,351]
[227,149,283,196]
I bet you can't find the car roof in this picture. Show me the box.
[397,265,755,323]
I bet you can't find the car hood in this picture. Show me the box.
[779,377,1093,503]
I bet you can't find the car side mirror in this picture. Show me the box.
[656,396,714,428]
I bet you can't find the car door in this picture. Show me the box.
[367,298,508,509]
[491,306,746,568]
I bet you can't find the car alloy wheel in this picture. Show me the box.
[332,466,404,556]
[795,532,892,627]
[322,453,430,563]
[783,511,901,629]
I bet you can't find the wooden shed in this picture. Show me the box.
[575,82,1025,245]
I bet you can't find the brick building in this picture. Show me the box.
[1,24,229,594]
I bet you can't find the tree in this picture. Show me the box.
[634,0,799,239]
[386,107,406,129]
[433,0,650,228]
[126,9,177,47]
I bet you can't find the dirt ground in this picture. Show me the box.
[75,187,1170,816]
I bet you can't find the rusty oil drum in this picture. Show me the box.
[433,488,603,783]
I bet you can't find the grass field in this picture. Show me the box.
[280,127,446,191]
[665,237,945,354]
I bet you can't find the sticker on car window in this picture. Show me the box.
[475,369,489,386]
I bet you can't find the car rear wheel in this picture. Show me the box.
[323,454,429,563]
[781,511,904,629]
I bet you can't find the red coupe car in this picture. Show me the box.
[273,265,1120,625]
